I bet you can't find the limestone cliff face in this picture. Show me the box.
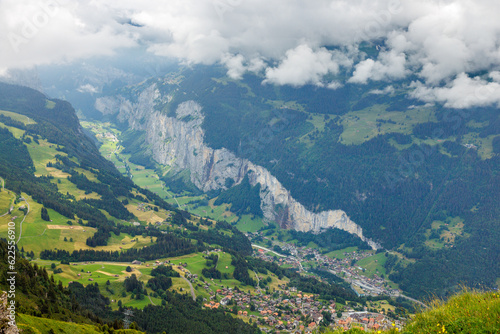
[96,84,380,249]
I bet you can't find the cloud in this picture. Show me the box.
[349,51,407,84]
[327,81,343,90]
[77,83,99,94]
[264,45,342,87]
[369,85,395,95]
[2,0,500,108]
[222,54,246,80]
[410,72,500,108]
[0,0,136,71]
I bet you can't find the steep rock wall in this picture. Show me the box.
[96,85,380,249]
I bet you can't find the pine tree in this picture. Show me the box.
[41,207,50,221]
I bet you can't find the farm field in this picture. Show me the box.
[0,187,14,215]
[0,192,94,256]
[16,313,144,334]
[33,248,276,311]
[0,190,158,256]
[339,104,437,145]
[425,216,467,250]
[35,260,162,309]
[355,252,387,278]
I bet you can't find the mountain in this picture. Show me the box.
[95,90,379,249]
[0,82,179,248]
[87,65,500,299]
[0,82,267,333]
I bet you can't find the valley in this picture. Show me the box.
[0,70,495,334]
[0,85,418,332]
[1,1,500,333]
[88,67,499,301]
[82,120,266,232]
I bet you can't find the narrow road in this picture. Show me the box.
[16,197,29,244]
[252,244,306,272]
[398,294,428,308]
[297,259,305,272]
[251,244,286,257]
[181,275,196,301]
[253,270,262,294]
[148,294,156,306]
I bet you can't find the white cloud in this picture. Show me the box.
[327,81,343,90]
[247,57,266,74]
[349,51,407,84]
[222,54,246,79]
[369,85,395,95]
[0,0,136,70]
[2,0,500,108]
[222,54,267,79]
[410,72,500,108]
[264,45,341,87]
[77,83,99,94]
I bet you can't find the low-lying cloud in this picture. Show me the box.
[1,0,500,108]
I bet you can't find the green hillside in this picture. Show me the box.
[326,290,500,333]
[0,82,180,254]
[17,314,144,334]
[0,83,264,332]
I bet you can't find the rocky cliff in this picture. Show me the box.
[96,84,380,249]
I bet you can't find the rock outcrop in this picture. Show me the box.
[96,84,380,249]
[0,292,19,334]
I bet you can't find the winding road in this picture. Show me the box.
[253,270,263,295]
[181,275,196,301]
[397,294,428,309]
[16,197,29,244]
[148,294,156,305]
[252,244,305,272]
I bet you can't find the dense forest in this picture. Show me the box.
[214,175,263,216]
[133,293,260,334]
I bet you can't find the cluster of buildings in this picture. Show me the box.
[198,284,398,333]
[336,312,404,332]
[248,233,400,297]
[202,286,331,332]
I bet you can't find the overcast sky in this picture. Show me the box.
[1,0,500,108]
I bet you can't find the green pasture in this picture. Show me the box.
[325,247,359,259]
[339,105,436,145]
[0,188,15,214]
[234,215,265,233]
[25,139,65,176]
[0,122,25,138]
[355,252,387,278]
[0,109,36,125]
[17,313,107,334]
